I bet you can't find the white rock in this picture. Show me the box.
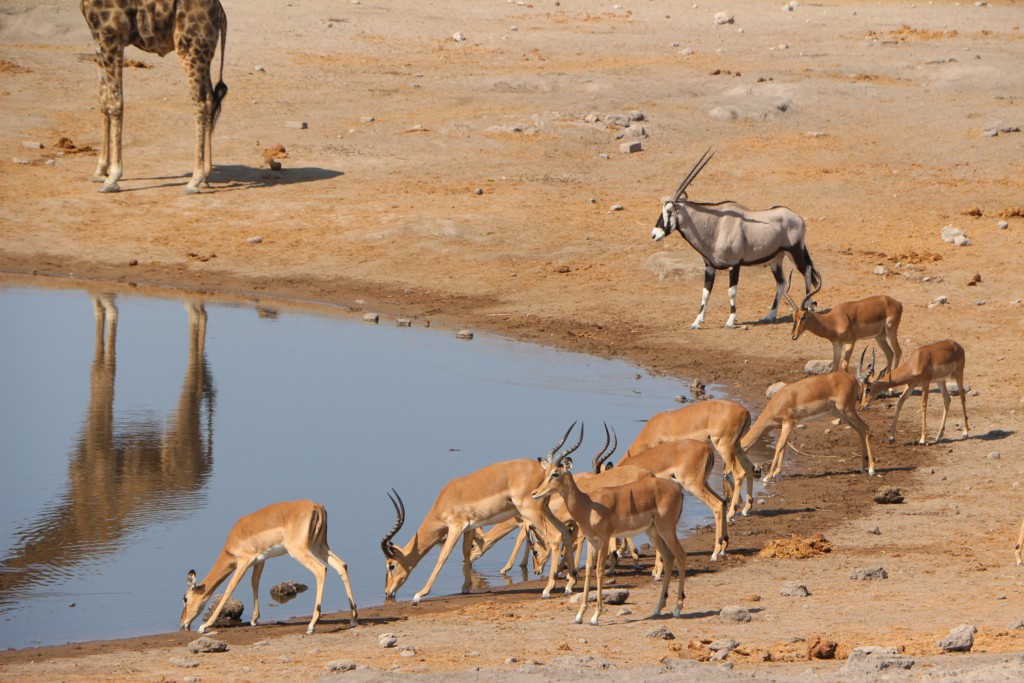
[940,225,965,243]
[874,265,888,275]
[954,234,972,246]
[453,31,466,42]
[714,12,735,25]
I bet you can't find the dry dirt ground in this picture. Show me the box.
[2,0,1024,680]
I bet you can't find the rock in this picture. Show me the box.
[619,141,642,153]
[708,105,741,121]
[850,566,888,581]
[22,141,44,149]
[203,595,243,623]
[808,636,837,659]
[867,526,881,535]
[691,378,707,399]
[719,605,752,623]
[396,318,412,327]
[841,646,914,673]
[646,625,675,640]
[709,638,739,652]
[378,633,398,648]
[188,636,228,653]
[622,124,647,139]
[609,204,625,211]
[804,359,833,375]
[170,658,200,668]
[1009,619,1024,629]
[363,312,379,323]
[780,581,810,597]
[456,329,474,340]
[568,588,629,605]
[324,659,357,672]
[452,32,466,42]
[928,296,948,309]
[986,451,1001,460]
[874,265,888,275]
[941,225,966,243]
[954,234,972,247]
[246,236,263,244]
[284,121,308,129]
[873,487,904,504]
[270,580,308,601]
[937,624,976,652]
[714,12,735,24]
[765,381,786,399]
[997,220,1009,229]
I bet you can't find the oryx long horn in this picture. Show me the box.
[553,422,584,466]
[545,421,577,463]
[800,271,822,311]
[381,488,405,557]
[672,147,717,201]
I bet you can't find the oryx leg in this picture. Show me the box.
[764,259,786,322]
[724,266,740,328]
[690,265,716,329]
[889,385,914,443]
[796,247,818,309]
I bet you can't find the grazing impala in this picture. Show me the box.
[742,368,876,482]
[531,424,688,625]
[860,340,969,444]
[785,276,903,375]
[623,399,755,520]
[180,500,358,635]
[381,426,582,605]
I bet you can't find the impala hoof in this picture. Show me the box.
[589,617,599,626]
[99,182,120,193]
[197,625,208,634]
[306,626,315,635]
[411,595,422,605]
[574,615,583,624]
[689,323,702,330]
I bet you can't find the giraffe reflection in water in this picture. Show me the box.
[0,294,215,601]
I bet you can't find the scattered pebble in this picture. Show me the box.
[714,12,735,25]
[363,312,380,323]
[719,605,752,623]
[456,329,474,340]
[646,625,675,640]
[188,637,228,653]
[324,660,357,672]
[780,581,810,597]
[874,487,904,504]
[247,236,263,244]
[284,121,308,129]
[378,633,398,648]
[850,566,888,581]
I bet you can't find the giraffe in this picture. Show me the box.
[80,0,228,193]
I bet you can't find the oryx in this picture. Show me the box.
[652,148,821,329]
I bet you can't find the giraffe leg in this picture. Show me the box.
[175,22,218,193]
[92,44,124,192]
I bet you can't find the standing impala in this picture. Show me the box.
[381,426,582,605]
[623,399,755,520]
[860,339,969,444]
[531,424,688,626]
[180,500,358,635]
[742,367,876,482]
[785,276,903,375]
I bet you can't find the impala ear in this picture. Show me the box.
[187,569,197,588]
[563,457,574,471]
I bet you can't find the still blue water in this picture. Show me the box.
[0,284,730,649]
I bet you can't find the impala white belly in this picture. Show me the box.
[256,544,287,562]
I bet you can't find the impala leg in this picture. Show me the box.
[839,407,875,475]
[686,483,728,561]
[655,511,688,618]
[249,560,265,626]
[889,386,913,443]
[919,382,931,445]
[648,532,673,618]
[935,381,952,443]
[690,266,716,329]
[1015,516,1024,566]
[326,551,359,625]
[590,540,610,625]
[840,343,855,373]
[714,436,753,518]
[198,562,252,633]
[725,266,740,328]
[503,525,529,575]
[413,525,464,604]
[765,421,794,482]
[461,531,478,593]
[876,334,896,380]
[575,540,595,624]
[955,370,970,438]
[520,498,576,597]
[289,548,329,634]
[831,342,843,373]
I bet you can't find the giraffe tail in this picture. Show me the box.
[211,8,228,130]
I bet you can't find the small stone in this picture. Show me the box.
[247,236,263,244]
[396,318,412,327]
[808,636,837,660]
[941,225,965,243]
[363,312,379,323]
[270,581,308,600]
[378,633,399,648]
[937,624,976,652]
[400,647,417,657]
[1009,619,1024,629]
[609,204,625,212]
[170,658,200,668]
[646,625,675,640]
[719,606,752,623]
[709,638,739,652]
[780,582,810,597]
[453,31,466,42]
[567,589,629,605]
[456,329,474,340]
[619,141,642,153]
[22,141,44,149]
[324,659,357,672]
[997,220,1008,229]
[986,451,1000,459]
[804,359,833,375]
[714,12,735,24]
[254,65,266,72]
[284,121,309,129]
[850,566,888,581]
[874,265,888,275]
[874,487,904,504]
[867,526,881,535]
[842,646,914,673]
[12,157,29,165]
[188,637,228,653]
[954,234,972,247]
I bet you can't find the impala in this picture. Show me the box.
[785,276,903,375]
[180,500,358,635]
[860,339,969,444]
[1015,516,1023,566]
[531,424,688,625]
[742,369,876,482]
[381,426,582,604]
[623,398,754,520]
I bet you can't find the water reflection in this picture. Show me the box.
[0,294,214,605]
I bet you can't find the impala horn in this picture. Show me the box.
[782,270,799,312]
[544,421,577,464]
[592,423,618,473]
[381,488,405,557]
[799,271,822,311]
[552,422,584,466]
[672,147,716,201]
